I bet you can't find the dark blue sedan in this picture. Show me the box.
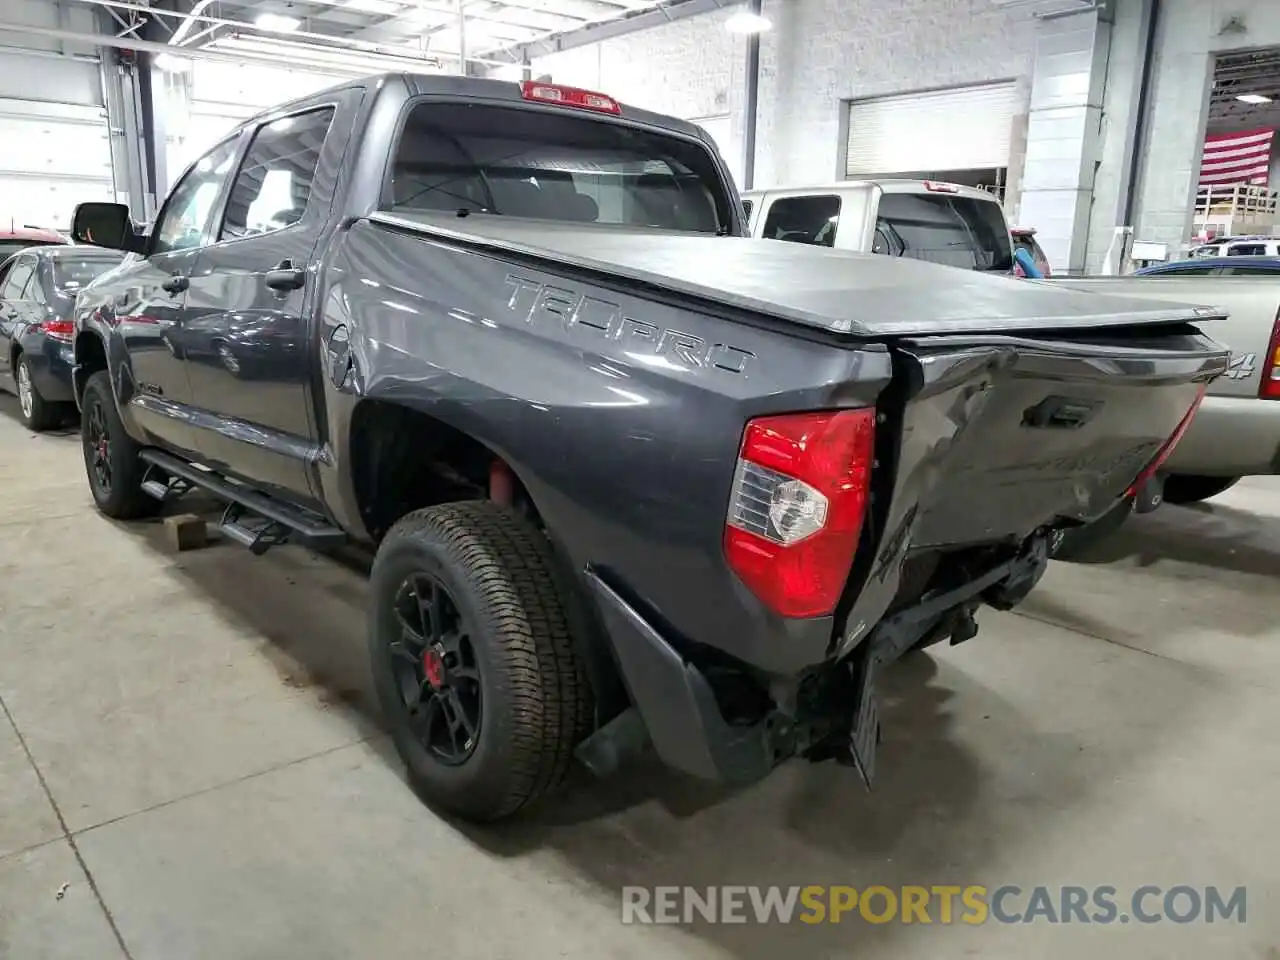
[1135,255,1280,276]
[0,245,126,430]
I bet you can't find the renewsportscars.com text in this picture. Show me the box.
[621,885,1247,926]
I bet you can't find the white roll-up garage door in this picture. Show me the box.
[844,82,1017,178]
[0,97,115,232]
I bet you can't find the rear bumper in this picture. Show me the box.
[1164,394,1280,477]
[24,337,75,404]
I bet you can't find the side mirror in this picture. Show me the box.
[72,202,139,251]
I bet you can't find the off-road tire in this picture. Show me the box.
[15,354,62,432]
[1162,474,1240,506]
[81,370,159,520]
[369,501,593,822]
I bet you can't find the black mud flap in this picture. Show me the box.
[836,649,880,787]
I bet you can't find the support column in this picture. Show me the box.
[1015,4,1113,274]
[99,52,153,216]
[741,0,761,190]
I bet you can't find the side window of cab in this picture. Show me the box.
[150,136,242,256]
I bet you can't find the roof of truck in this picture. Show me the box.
[374,210,1224,338]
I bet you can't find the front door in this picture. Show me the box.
[101,135,244,452]
[183,105,343,506]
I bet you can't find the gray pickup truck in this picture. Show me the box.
[68,73,1227,822]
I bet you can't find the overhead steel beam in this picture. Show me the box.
[62,0,518,64]
[483,0,718,66]
[0,19,512,69]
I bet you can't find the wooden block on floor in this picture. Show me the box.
[163,513,208,552]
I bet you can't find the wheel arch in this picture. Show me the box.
[348,397,627,726]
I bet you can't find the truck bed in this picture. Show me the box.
[372,211,1225,338]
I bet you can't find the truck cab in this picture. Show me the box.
[741,179,1014,273]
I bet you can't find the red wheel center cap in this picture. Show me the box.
[422,648,445,689]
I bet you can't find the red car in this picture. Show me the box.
[1011,226,1051,278]
[0,224,67,262]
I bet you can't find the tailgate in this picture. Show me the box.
[890,328,1229,548]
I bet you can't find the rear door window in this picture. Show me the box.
[875,192,1013,272]
[0,258,36,300]
[385,101,732,234]
[220,107,336,240]
[1226,243,1267,256]
[761,195,840,247]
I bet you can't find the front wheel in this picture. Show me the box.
[80,371,159,520]
[1162,474,1240,505]
[368,501,593,822]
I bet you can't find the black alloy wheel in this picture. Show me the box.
[390,573,483,765]
[84,391,113,496]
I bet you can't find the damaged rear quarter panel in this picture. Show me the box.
[312,220,894,675]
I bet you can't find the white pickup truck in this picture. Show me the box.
[741,179,1015,274]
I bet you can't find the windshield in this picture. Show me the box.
[874,193,1014,272]
[52,255,123,295]
[385,101,733,234]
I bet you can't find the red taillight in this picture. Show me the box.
[1126,383,1208,496]
[724,409,876,619]
[519,81,621,114]
[922,180,960,193]
[40,319,74,342]
[1260,307,1280,400]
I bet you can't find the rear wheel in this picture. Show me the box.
[1162,474,1239,505]
[15,355,61,432]
[368,501,592,822]
[81,371,159,520]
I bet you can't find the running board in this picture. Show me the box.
[138,449,346,553]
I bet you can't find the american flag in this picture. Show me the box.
[1199,128,1275,188]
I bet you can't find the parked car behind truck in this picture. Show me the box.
[0,245,125,430]
[1044,272,1280,555]
[70,73,1227,822]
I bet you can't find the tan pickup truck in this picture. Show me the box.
[1045,274,1280,554]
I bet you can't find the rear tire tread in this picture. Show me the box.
[372,501,592,821]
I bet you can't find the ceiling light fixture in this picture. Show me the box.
[255,12,302,32]
[153,52,192,72]
[725,10,772,33]
[1236,93,1273,104]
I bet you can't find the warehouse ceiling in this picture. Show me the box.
[1208,47,1280,132]
[82,0,704,73]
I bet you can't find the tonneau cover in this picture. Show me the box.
[371,211,1225,338]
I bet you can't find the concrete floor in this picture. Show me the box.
[0,396,1277,960]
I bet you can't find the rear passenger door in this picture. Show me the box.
[181,98,353,507]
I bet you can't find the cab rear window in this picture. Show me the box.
[874,193,1013,272]
[385,101,733,234]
